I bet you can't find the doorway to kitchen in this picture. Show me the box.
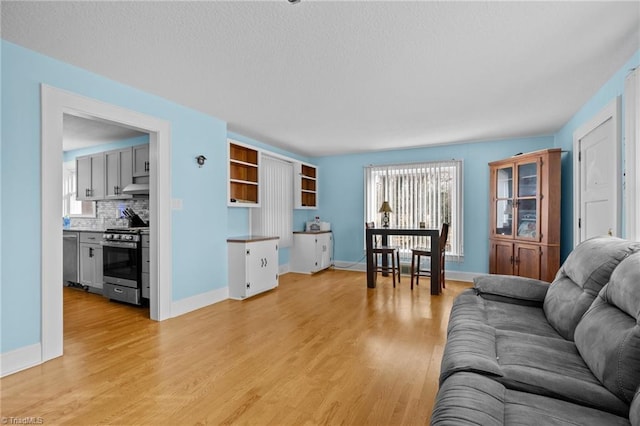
[41,85,172,363]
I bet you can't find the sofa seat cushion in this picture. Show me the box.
[448,289,562,339]
[431,372,631,426]
[543,236,640,341]
[440,324,630,416]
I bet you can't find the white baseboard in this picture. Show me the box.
[332,260,483,283]
[1,343,42,377]
[332,260,367,272]
[171,286,229,318]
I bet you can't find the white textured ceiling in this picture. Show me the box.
[2,1,639,156]
[63,114,147,151]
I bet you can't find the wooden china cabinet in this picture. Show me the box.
[488,148,562,282]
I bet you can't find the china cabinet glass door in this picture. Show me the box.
[495,166,513,236]
[516,162,539,239]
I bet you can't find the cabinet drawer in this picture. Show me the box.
[80,232,102,243]
[103,283,140,305]
[141,234,150,247]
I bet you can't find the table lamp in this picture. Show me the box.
[379,201,392,228]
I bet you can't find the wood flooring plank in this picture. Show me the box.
[0,270,470,425]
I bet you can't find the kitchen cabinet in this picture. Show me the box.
[132,144,150,177]
[105,147,133,199]
[290,231,333,274]
[227,236,279,299]
[488,148,561,282]
[294,162,318,209]
[141,233,150,299]
[79,232,103,291]
[76,153,105,200]
[228,140,260,207]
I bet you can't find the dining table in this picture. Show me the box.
[365,227,442,295]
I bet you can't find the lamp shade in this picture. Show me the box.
[379,201,392,213]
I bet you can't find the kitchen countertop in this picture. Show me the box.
[293,230,332,234]
[63,227,107,233]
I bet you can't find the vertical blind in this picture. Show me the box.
[251,154,294,248]
[364,160,463,261]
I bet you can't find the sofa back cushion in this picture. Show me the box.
[574,252,640,404]
[543,236,640,340]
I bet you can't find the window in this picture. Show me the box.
[63,161,96,218]
[251,154,294,247]
[364,160,463,260]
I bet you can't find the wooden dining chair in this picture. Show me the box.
[410,223,449,290]
[366,222,401,287]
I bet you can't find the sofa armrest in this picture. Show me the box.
[473,275,550,305]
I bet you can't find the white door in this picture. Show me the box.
[574,98,620,245]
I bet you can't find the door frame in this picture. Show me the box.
[624,68,640,241]
[572,96,621,248]
[41,85,172,362]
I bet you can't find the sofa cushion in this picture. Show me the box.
[439,321,503,381]
[575,252,640,405]
[543,236,640,341]
[447,289,562,339]
[431,372,631,426]
[440,325,630,416]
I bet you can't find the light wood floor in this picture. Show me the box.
[1,270,471,425]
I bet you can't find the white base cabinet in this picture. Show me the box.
[79,232,103,290]
[227,236,279,300]
[290,231,333,274]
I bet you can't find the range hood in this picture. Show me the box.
[122,183,149,195]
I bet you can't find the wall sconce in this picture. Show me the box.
[195,155,207,167]
[379,201,393,228]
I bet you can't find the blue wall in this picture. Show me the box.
[0,41,309,354]
[553,49,640,260]
[314,137,554,273]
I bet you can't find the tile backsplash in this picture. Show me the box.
[69,198,149,229]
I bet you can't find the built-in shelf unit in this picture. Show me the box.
[228,140,260,207]
[295,162,318,209]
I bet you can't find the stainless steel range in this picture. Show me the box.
[101,228,146,305]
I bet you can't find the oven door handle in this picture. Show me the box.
[100,241,138,249]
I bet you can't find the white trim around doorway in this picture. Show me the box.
[40,85,172,364]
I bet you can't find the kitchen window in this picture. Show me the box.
[364,160,463,260]
[63,161,96,218]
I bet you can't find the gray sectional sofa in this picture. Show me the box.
[431,236,640,425]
